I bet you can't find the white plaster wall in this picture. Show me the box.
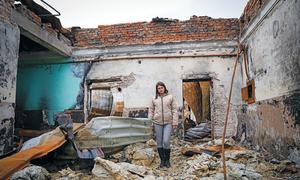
[87,57,242,109]
[87,56,242,137]
[242,0,300,101]
[237,0,300,163]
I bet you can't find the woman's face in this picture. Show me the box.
[157,85,165,95]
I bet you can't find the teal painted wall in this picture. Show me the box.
[16,59,87,125]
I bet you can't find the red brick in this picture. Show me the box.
[74,16,239,47]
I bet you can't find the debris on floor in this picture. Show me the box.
[0,123,84,179]
[11,165,51,180]
[183,153,221,178]
[184,122,211,141]
[124,141,156,167]
[226,161,262,179]
[56,167,84,180]
[51,166,93,180]
[3,119,300,179]
[92,157,156,179]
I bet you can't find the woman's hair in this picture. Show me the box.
[155,81,168,99]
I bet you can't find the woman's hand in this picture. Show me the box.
[172,124,177,130]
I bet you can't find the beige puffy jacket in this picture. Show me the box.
[149,94,178,125]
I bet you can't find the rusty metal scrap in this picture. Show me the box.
[0,123,84,179]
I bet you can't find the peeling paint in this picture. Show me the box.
[73,62,92,109]
[80,41,242,137]
[0,21,19,103]
[0,102,15,155]
[0,19,19,156]
[283,91,300,126]
[16,61,87,125]
[237,93,300,165]
[238,0,300,165]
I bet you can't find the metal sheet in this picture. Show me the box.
[74,116,152,150]
[0,123,84,179]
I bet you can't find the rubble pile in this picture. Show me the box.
[12,137,299,179]
[226,161,262,179]
[51,167,93,180]
[124,143,156,167]
[92,157,156,179]
[183,153,221,178]
[1,106,296,180]
[11,165,51,180]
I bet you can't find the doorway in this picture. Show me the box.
[182,79,211,131]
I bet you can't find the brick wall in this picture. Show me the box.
[15,4,42,25]
[74,28,101,47]
[0,0,14,22]
[74,16,239,47]
[240,0,269,30]
[14,4,71,45]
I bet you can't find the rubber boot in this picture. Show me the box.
[157,148,165,168]
[164,149,171,168]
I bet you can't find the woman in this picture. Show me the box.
[149,81,178,168]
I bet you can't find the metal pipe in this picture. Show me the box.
[221,44,241,180]
[73,53,238,63]
[39,0,61,17]
[243,48,250,81]
[19,53,238,66]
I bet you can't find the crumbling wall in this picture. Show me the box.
[0,0,20,156]
[0,0,14,22]
[240,0,269,31]
[16,60,89,125]
[238,0,300,164]
[75,40,242,137]
[73,16,239,48]
[72,15,242,137]
[211,78,239,138]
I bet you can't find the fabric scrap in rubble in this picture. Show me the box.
[184,122,211,141]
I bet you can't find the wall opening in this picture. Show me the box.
[89,88,113,117]
[15,35,76,130]
[182,79,211,131]
[241,79,255,104]
[85,78,125,122]
[15,35,49,130]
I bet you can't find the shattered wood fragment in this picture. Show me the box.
[181,147,203,156]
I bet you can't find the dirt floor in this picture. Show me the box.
[12,137,300,180]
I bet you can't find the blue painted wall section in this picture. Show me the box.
[16,58,88,125]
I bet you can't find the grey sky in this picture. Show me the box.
[40,0,248,28]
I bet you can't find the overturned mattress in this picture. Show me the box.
[74,117,152,151]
